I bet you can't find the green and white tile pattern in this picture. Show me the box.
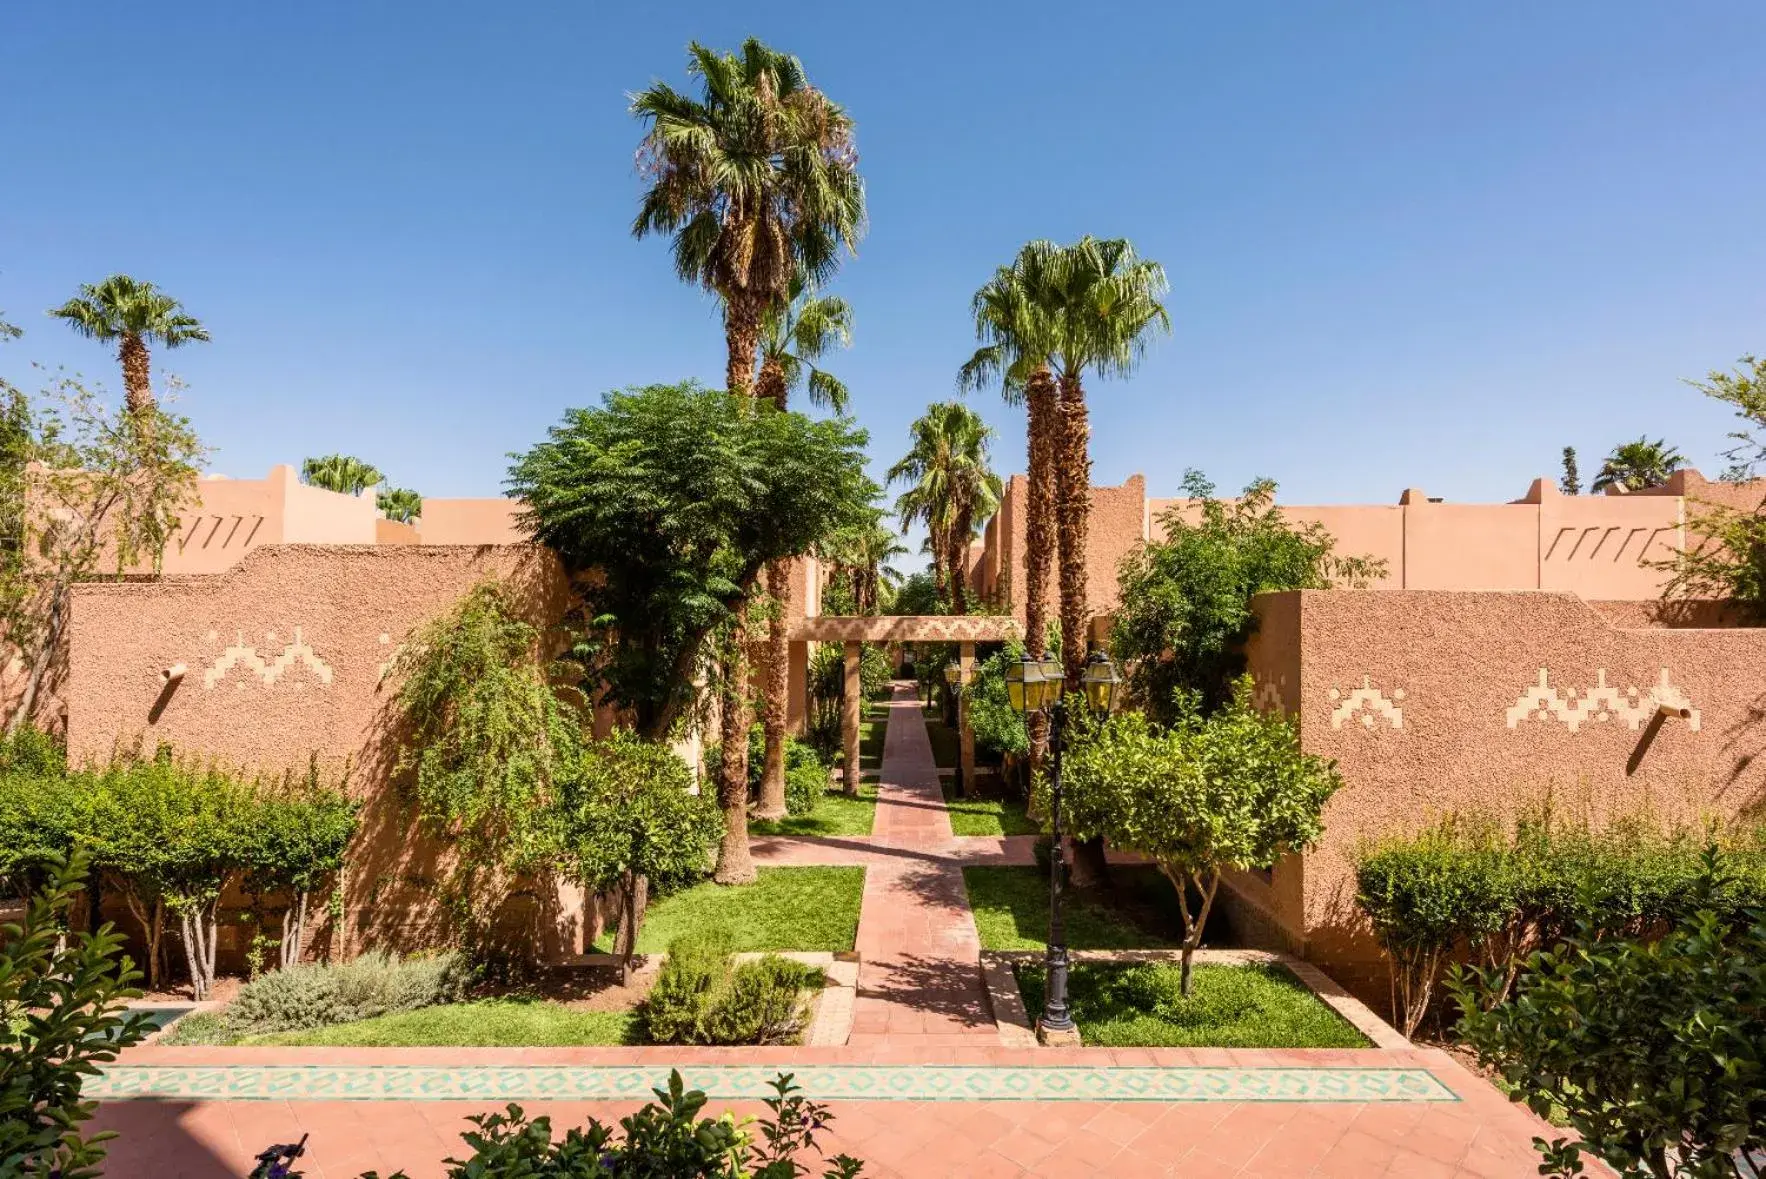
[90,1064,1459,1104]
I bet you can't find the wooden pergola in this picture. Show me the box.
[788,615,1023,791]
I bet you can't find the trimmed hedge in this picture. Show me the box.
[641,932,822,1046]
[1355,811,1766,1037]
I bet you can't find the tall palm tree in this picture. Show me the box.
[631,38,865,397]
[753,278,854,818]
[1037,238,1170,688]
[301,454,383,496]
[1592,437,1685,492]
[50,276,209,419]
[960,245,1063,662]
[820,515,907,614]
[633,39,864,877]
[888,402,1003,615]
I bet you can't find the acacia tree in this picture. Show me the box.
[49,275,208,420]
[753,278,854,818]
[888,401,1001,614]
[1112,472,1385,722]
[508,381,872,883]
[1057,681,1342,995]
[556,730,722,983]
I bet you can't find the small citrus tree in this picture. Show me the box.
[555,731,722,983]
[1056,679,1343,995]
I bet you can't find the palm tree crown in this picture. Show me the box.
[377,487,424,523]
[301,454,383,497]
[1593,437,1685,492]
[889,401,1002,614]
[631,38,865,395]
[50,275,209,418]
[755,275,854,412]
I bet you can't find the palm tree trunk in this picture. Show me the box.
[118,333,154,417]
[725,298,762,397]
[1023,366,1059,767]
[951,500,973,615]
[756,559,791,819]
[713,627,757,884]
[1055,373,1109,888]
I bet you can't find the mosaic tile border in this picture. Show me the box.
[90,1064,1459,1104]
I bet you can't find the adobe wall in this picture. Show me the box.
[1239,589,1766,998]
[66,544,584,961]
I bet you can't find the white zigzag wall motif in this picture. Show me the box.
[202,628,335,689]
[1251,675,1288,714]
[1329,677,1404,730]
[1505,668,1699,733]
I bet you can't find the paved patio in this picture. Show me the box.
[92,683,1573,1177]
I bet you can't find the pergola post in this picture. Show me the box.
[958,640,976,797]
[842,640,862,795]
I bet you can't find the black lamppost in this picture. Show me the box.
[1005,646,1122,1045]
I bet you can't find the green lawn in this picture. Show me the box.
[941,778,1038,837]
[1015,960,1369,1049]
[859,716,885,768]
[247,999,642,1047]
[750,783,878,837]
[597,866,865,953]
[924,715,960,769]
[963,864,1189,950]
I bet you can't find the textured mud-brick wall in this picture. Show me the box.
[67,543,583,964]
[1243,589,1766,1003]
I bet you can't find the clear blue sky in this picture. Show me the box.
[5,3,1764,533]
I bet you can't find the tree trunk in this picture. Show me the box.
[613,871,649,986]
[1023,366,1059,769]
[118,333,154,417]
[713,630,757,884]
[950,501,972,615]
[280,890,310,969]
[1054,374,1109,887]
[724,297,762,398]
[756,559,791,820]
[754,356,787,407]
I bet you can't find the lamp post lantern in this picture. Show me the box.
[1008,646,1121,1045]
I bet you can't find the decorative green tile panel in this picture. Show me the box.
[89,1064,1458,1104]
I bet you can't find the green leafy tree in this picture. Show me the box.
[0,374,203,735]
[1661,355,1766,617]
[555,731,722,982]
[1592,436,1684,493]
[888,401,1002,614]
[0,851,150,1179]
[885,571,943,617]
[819,514,906,615]
[508,381,873,883]
[243,774,360,968]
[300,454,383,496]
[1688,352,1766,481]
[376,486,422,523]
[1057,681,1343,995]
[1450,880,1766,1179]
[387,579,581,873]
[631,40,864,398]
[962,643,1030,764]
[48,275,208,419]
[1112,472,1386,722]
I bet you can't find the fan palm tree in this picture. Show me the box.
[888,402,1003,615]
[631,38,865,397]
[753,278,854,818]
[1592,437,1685,492]
[301,454,383,496]
[1037,238,1170,687]
[960,245,1064,660]
[50,276,209,419]
[820,515,907,615]
[377,486,423,523]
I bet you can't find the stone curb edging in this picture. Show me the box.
[978,948,1410,1051]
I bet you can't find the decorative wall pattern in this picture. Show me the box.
[1251,674,1288,715]
[1328,677,1404,730]
[201,627,335,690]
[790,615,1022,643]
[1505,668,1701,733]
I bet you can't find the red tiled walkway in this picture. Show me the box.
[846,682,994,1045]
